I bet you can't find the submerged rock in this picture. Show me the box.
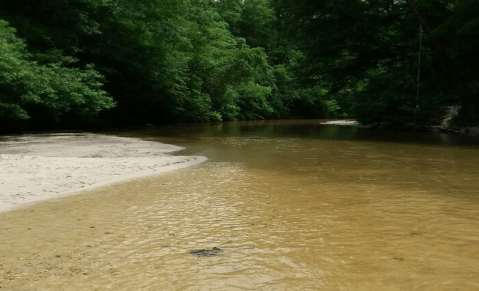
[190,247,223,257]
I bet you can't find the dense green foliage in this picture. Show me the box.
[0,0,301,129]
[0,20,113,128]
[1,0,478,130]
[275,0,479,125]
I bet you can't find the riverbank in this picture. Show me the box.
[0,132,207,213]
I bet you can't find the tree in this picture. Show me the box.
[404,0,479,122]
[216,0,329,119]
[274,0,479,124]
[0,20,113,129]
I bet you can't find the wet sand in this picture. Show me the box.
[0,132,207,213]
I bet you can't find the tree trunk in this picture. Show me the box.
[404,0,479,122]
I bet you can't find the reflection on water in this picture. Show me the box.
[1,120,479,290]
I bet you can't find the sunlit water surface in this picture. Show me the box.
[1,120,479,290]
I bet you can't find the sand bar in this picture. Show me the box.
[0,132,207,213]
[320,119,359,125]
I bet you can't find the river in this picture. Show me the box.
[1,120,479,290]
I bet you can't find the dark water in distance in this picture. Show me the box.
[136,119,479,148]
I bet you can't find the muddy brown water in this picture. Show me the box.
[1,120,479,290]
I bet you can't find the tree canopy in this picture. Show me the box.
[0,19,113,129]
[1,0,478,131]
[275,0,479,124]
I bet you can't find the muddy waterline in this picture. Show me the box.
[1,120,479,290]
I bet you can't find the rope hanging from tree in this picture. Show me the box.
[415,24,423,128]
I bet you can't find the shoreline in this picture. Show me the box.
[0,132,207,213]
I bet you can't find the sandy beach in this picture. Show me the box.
[0,132,207,213]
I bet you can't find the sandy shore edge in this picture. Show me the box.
[0,132,207,213]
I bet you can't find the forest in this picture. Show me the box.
[0,0,478,132]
